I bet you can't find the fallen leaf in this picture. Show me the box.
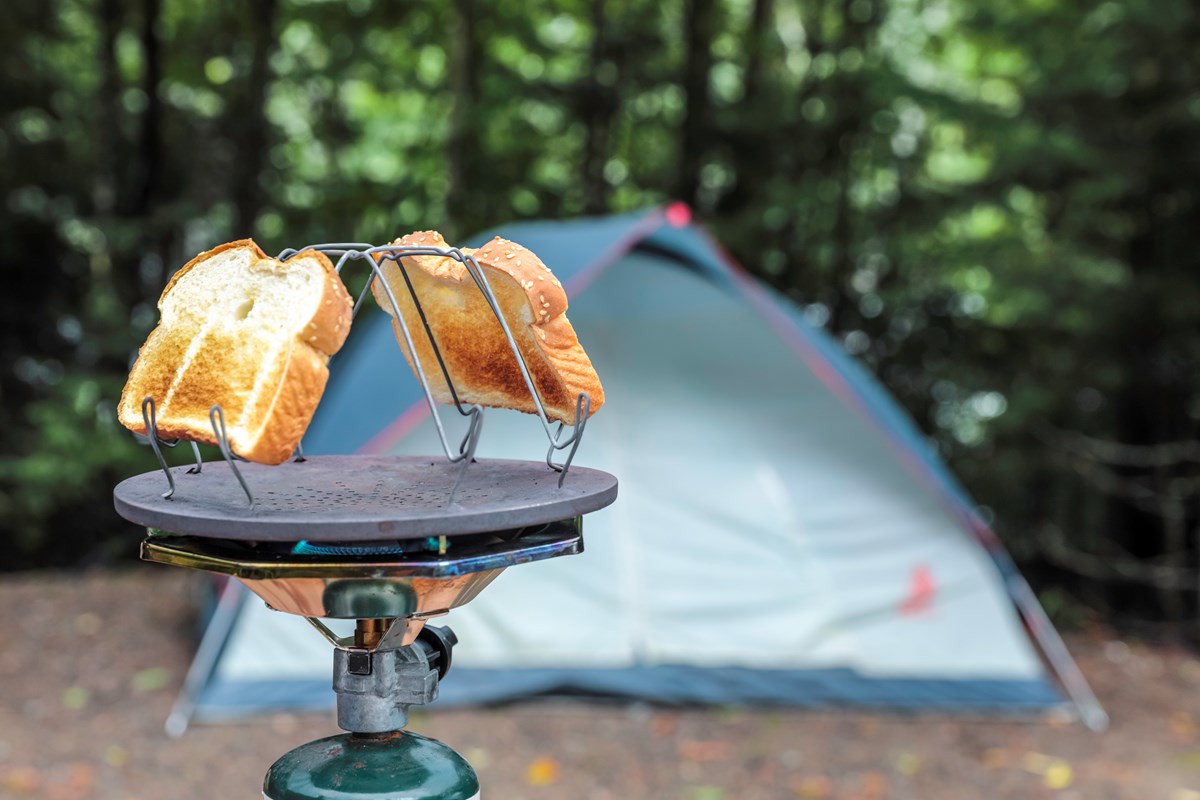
[2,767,41,794]
[1043,760,1073,789]
[717,707,744,725]
[73,613,102,636]
[1021,751,1054,774]
[1176,752,1200,771]
[679,740,732,763]
[103,745,130,768]
[982,748,1008,769]
[653,713,679,737]
[1173,712,1197,741]
[131,667,171,693]
[895,752,920,776]
[792,776,833,798]
[525,756,560,786]
[61,686,89,710]
[62,762,96,798]
[862,771,889,799]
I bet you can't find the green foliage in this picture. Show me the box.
[2,0,1198,633]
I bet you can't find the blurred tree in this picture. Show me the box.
[1,0,1197,640]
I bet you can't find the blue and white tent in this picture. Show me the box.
[174,206,1105,732]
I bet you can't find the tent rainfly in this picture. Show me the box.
[168,206,1106,734]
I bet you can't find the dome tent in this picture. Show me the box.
[171,206,1104,733]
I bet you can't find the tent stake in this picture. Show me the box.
[163,579,246,738]
[1008,574,1108,731]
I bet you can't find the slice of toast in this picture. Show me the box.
[118,240,353,464]
[372,231,604,423]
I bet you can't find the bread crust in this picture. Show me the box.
[373,230,604,423]
[118,241,352,464]
[158,238,264,304]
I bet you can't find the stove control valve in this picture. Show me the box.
[333,625,458,734]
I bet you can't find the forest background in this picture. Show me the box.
[2,0,1198,637]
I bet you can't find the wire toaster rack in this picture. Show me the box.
[137,241,593,507]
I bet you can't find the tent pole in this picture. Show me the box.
[1007,574,1108,731]
[164,578,247,737]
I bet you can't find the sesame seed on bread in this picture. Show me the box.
[372,230,604,423]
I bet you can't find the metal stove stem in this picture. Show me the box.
[264,622,480,800]
[335,621,453,733]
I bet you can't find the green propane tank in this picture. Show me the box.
[260,623,480,800]
[263,731,479,800]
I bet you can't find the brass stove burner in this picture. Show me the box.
[142,519,582,642]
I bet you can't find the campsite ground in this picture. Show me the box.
[0,568,1195,800]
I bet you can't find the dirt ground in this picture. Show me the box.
[0,568,1198,800]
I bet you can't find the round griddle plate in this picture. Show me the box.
[114,456,617,541]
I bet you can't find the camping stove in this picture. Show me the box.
[113,239,616,798]
[114,455,616,799]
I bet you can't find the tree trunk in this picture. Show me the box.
[581,0,613,214]
[133,0,163,216]
[714,0,774,219]
[743,0,774,106]
[95,0,122,216]
[826,159,854,332]
[677,0,716,207]
[233,0,279,237]
[828,0,883,332]
[1110,230,1189,626]
[446,0,481,239]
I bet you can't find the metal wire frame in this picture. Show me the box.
[140,396,259,506]
[209,405,254,507]
[320,245,486,503]
[281,242,591,489]
[140,397,202,499]
[136,238,591,506]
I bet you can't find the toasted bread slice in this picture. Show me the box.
[118,240,353,464]
[372,231,604,423]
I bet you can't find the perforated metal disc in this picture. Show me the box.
[113,456,618,541]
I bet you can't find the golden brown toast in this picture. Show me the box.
[118,240,353,464]
[372,231,604,423]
